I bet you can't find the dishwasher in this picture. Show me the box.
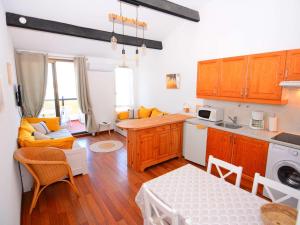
[183,120,208,166]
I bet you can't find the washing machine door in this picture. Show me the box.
[273,161,300,190]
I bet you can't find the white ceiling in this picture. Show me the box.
[2,0,204,59]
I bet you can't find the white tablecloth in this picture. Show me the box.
[136,164,268,225]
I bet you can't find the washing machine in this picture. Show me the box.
[265,143,300,208]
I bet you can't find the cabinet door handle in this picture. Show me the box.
[285,69,289,80]
[245,88,248,97]
[240,88,244,97]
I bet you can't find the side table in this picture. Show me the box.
[99,122,112,136]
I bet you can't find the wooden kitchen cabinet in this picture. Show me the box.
[247,51,286,101]
[196,49,291,105]
[206,128,233,163]
[124,120,185,172]
[285,49,300,80]
[231,134,269,191]
[206,128,269,192]
[156,126,172,160]
[170,123,183,156]
[136,129,157,168]
[219,56,248,99]
[196,59,220,96]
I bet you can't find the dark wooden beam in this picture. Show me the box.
[120,0,200,22]
[6,12,163,50]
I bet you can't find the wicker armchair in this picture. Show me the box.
[14,147,79,214]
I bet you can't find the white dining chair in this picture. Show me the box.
[143,185,179,225]
[252,173,300,210]
[207,155,243,187]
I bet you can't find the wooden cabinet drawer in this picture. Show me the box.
[171,123,183,129]
[137,128,155,135]
[156,125,170,132]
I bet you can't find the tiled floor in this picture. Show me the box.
[67,120,86,134]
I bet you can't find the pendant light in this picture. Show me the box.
[141,26,147,55]
[110,18,117,50]
[135,6,139,65]
[120,2,126,67]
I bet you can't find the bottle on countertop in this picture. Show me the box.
[268,113,278,132]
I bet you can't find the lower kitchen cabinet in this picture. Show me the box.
[129,123,184,171]
[206,128,269,192]
[231,134,269,192]
[206,128,233,162]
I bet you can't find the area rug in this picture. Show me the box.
[90,140,123,153]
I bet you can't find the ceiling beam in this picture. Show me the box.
[120,0,200,22]
[6,12,163,50]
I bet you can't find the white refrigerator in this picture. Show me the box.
[183,121,208,166]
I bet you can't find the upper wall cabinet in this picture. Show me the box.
[247,51,285,101]
[285,49,300,81]
[219,56,248,99]
[196,49,300,105]
[197,60,220,96]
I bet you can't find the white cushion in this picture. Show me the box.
[31,122,50,134]
[47,129,72,139]
[33,131,51,140]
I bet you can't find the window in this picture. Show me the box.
[40,60,85,134]
[115,67,134,112]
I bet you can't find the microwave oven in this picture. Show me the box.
[197,106,224,122]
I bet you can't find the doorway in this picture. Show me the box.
[40,60,86,134]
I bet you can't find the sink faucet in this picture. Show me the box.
[228,116,238,124]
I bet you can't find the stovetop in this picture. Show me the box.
[272,132,300,146]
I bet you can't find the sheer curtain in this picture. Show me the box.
[115,67,134,112]
[15,52,48,117]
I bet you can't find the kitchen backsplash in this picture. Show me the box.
[203,89,300,134]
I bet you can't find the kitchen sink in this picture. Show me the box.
[215,122,242,129]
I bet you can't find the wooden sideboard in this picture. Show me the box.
[117,114,191,171]
[196,48,300,105]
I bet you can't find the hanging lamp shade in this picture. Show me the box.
[111,18,117,50]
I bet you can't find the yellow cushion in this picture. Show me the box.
[20,119,35,133]
[117,111,129,120]
[21,137,75,149]
[138,106,152,119]
[25,117,60,131]
[150,108,163,117]
[18,128,34,141]
[18,128,35,147]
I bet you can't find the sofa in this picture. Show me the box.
[17,117,88,192]
[18,117,75,149]
[115,106,168,136]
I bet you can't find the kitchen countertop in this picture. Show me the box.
[116,114,192,130]
[185,117,300,150]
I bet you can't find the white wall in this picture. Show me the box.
[87,57,138,130]
[0,1,22,224]
[137,0,300,133]
[87,61,115,129]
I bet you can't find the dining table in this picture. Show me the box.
[135,164,269,225]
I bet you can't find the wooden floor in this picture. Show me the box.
[21,132,189,225]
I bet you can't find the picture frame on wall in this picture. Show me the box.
[166,73,180,89]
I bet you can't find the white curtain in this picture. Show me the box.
[15,52,48,117]
[74,57,97,133]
